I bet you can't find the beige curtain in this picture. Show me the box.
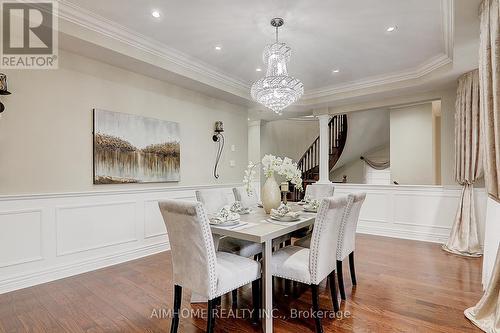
[442,69,483,257]
[465,246,500,332]
[464,1,500,332]
[360,156,390,170]
[480,0,500,202]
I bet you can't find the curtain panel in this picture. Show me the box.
[479,0,500,202]
[360,156,390,170]
[466,246,500,333]
[442,69,483,258]
[465,1,500,332]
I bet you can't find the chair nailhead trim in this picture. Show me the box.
[309,200,330,284]
[195,203,218,298]
[336,196,355,261]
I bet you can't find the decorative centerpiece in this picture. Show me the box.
[243,154,303,213]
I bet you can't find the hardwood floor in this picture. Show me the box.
[0,234,484,333]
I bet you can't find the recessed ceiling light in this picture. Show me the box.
[214,45,222,51]
[332,69,340,73]
[256,68,262,72]
[151,10,161,18]
[386,26,397,32]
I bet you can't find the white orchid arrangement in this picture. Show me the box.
[243,154,303,196]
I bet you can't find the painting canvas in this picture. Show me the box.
[93,109,180,184]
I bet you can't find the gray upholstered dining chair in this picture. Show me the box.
[195,188,231,215]
[195,189,262,259]
[294,183,336,239]
[271,196,350,333]
[158,199,261,333]
[335,192,366,300]
[305,183,335,199]
[195,188,262,306]
[295,192,367,301]
[232,186,259,209]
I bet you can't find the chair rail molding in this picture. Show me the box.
[0,184,239,294]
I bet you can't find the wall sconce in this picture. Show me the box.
[212,121,224,179]
[0,74,11,114]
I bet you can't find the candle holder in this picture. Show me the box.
[280,182,289,204]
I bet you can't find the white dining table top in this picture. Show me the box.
[210,203,316,243]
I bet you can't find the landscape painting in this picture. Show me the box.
[93,109,180,184]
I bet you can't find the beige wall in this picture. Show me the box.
[390,103,434,185]
[330,160,365,183]
[260,119,319,162]
[0,50,248,195]
[439,89,457,186]
[248,120,262,182]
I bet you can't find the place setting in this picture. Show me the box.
[266,202,302,225]
[208,202,253,229]
[302,199,320,213]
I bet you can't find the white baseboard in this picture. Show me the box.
[357,225,449,244]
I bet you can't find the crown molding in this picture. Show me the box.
[302,53,453,100]
[55,0,454,103]
[56,0,250,96]
[303,0,454,101]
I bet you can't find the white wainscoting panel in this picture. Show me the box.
[359,192,390,224]
[144,199,168,239]
[334,184,488,244]
[56,201,138,256]
[0,209,43,268]
[0,184,240,294]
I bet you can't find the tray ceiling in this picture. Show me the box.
[62,0,452,96]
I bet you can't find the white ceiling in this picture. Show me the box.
[65,0,448,92]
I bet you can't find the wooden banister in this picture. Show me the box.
[295,114,348,199]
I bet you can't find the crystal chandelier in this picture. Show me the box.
[251,18,304,115]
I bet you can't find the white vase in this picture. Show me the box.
[262,175,281,214]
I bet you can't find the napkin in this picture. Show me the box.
[304,199,320,212]
[270,203,300,219]
[230,201,250,214]
[210,206,240,224]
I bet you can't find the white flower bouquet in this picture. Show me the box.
[243,154,303,196]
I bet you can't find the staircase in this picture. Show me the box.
[294,114,348,199]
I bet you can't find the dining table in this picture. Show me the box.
[210,203,317,333]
